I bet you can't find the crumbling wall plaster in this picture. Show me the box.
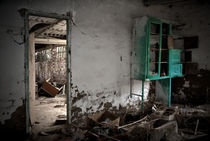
[70,0,175,115]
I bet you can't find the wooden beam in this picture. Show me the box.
[35,19,64,36]
[35,38,66,45]
[35,45,52,52]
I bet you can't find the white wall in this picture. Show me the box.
[70,0,176,115]
[0,0,209,124]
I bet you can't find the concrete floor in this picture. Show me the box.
[32,95,67,135]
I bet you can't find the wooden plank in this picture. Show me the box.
[35,38,66,45]
[41,80,61,97]
[168,35,174,49]
[29,33,36,125]
[118,115,148,129]
[35,19,64,36]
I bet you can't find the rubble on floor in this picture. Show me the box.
[28,103,210,141]
[172,69,210,105]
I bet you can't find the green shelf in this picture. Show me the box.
[131,16,183,108]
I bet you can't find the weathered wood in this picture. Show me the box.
[35,19,64,36]
[168,35,174,49]
[194,119,199,135]
[41,79,61,97]
[35,38,66,45]
[29,33,35,125]
[118,116,148,129]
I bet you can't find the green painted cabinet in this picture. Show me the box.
[131,16,183,80]
[131,16,183,106]
[131,16,148,80]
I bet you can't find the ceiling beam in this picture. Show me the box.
[144,0,190,6]
[35,19,64,36]
[35,38,66,45]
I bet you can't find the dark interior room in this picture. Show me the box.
[0,0,210,140]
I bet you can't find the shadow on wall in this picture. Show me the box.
[0,104,26,140]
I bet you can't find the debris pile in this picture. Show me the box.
[30,103,210,141]
[175,106,210,140]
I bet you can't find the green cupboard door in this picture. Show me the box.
[147,20,162,79]
[131,17,149,80]
[168,49,183,77]
[170,64,182,77]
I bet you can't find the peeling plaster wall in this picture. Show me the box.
[0,0,210,125]
[70,0,176,115]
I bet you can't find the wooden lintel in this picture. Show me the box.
[35,38,66,45]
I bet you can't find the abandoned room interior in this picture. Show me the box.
[29,15,68,135]
[0,0,210,141]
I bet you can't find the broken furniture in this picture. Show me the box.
[131,16,183,108]
[40,78,62,97]
[85,106,181,141]
[87,110,120,129]
[86,110,121,140]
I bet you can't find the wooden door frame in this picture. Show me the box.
[23,9,72,134]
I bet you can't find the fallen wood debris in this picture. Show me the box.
[180,128,208,140]
[34,103,210,141]
[194,119,199,135]
[39,78,62,97]
[118,115,148,130]
[87,110,120,128]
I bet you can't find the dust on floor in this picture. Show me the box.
[32,95,67,135]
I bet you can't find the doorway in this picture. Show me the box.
[24,10,72,134]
